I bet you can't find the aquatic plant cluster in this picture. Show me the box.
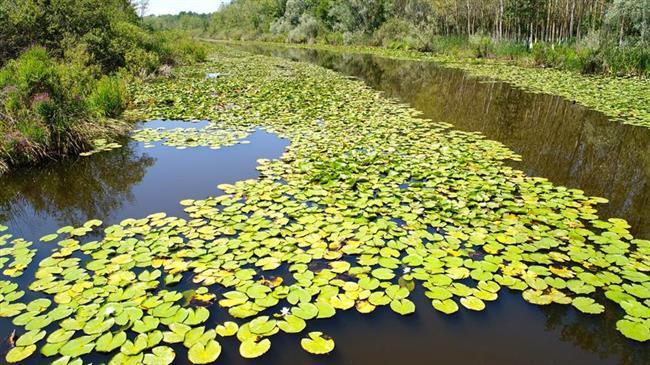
[219,40,650,128]
[132,126,250,150]
[1,45,649,365]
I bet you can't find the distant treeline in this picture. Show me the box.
[209,0,648,46]
[152,0,648,76]
[143,12,211,35]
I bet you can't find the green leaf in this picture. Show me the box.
[215,321,239,337]
[277,314,306,333]
[616,319,650,342]
[371,268,395,280]
[144,346,176,365]
[460,296,486,311]
[96,331,127,352]
[300,331,335,355]
[239,338,271,359]
[188,340,222,364]
[15,329,46,347]
[390,298,415,315]
[6,345,36,363]
[571,297,605,314]
[432,299,459,314]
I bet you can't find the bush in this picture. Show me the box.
[0,46,131,163]
[469,34,494,58]
[88,76,127,118]
[373,18,427,50]
[493,41,529,60]
[162,32,208,64]
[287,14,321,44]
[601,46,650,76]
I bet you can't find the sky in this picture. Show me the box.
[146,0,230,15]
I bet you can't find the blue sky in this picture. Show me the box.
[147,1,229,15]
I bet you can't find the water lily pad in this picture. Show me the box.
[6,345,36,363]
[300,331,335,355]
[188,340,221,364]
[143,346,175,365]
[239,338,271,359]
[616,319,650,342]
[390,298,415,315]
[96,331,127,352]
[572,297,605,314]
[216,321,239,337]
[432,299,459,314]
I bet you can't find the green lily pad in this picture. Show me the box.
[239,338,271,359]
[300,331,335,355]
[6,345,37,363]
[572,297,605,314]
[143,346,176,365]
[188,340,221,364]
[215,321,239,337]
[616,319,650,342]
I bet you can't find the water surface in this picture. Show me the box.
[235,45,650,239]
[0,62,648,364]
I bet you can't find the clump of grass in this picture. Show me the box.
[88,76,128,118]
[0,47,131,170]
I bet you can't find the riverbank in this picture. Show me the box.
[210,39,650,129]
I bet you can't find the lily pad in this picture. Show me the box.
[300,331,335,355]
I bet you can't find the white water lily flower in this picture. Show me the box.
[280,307,290,316]
[403,267,412,274]
[104,307,115,316]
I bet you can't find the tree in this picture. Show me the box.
[132,0,150,18]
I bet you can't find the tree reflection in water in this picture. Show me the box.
[236,45,650,364]
[245,46,650,239]
[0,139,155,230]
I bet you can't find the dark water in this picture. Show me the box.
[0,120,288,243]
[0,61,648,364]
[235,45,650,240]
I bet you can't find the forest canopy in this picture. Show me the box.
[203,0,649,75]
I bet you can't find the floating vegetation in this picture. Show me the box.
[79,139,122,157]
[132,125,250,150]
[0,45,649,365]
[221,40,650,128]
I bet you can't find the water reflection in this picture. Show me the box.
[0,140,154,238]
[240,46,650,239]
[0,122,289,242]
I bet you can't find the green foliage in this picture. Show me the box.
[0,47,129,167]
[469,34,494,58]
[0,0,137,70]
[202,0,650,76]
[144,12,211,36]
[374,18,419,49]
[88,76,127,118]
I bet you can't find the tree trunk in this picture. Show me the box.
[466,0,471,35]
[569,0,576,39]
[499,0,504,41]
[643,3,648,44]
[619,18,625,47]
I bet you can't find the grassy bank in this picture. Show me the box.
[0,1,207,174]
[212,39,650,129]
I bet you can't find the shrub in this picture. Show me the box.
[372,18,429,50]
[493,40,529,60]
[0,46,131,164]
[88,76,127,118]
[469,34,494,58]
[602,46,650,76]
[287,14,321,44]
